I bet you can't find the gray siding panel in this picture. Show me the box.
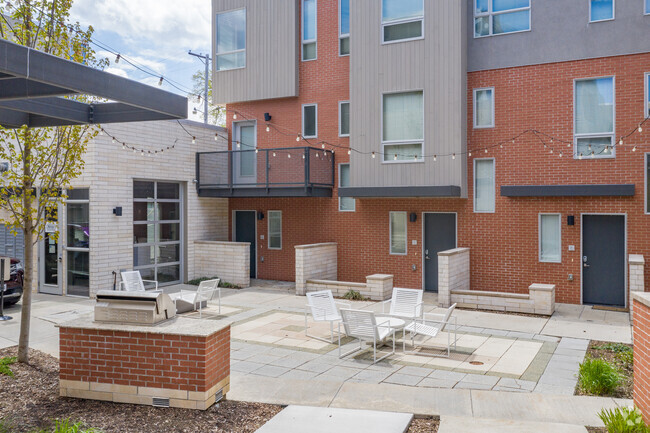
[349,0,467,196]
[0,225,23,262]
[212,0,299,104]
[468,0,650,72]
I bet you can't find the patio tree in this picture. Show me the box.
[191,69,225,126]
[0,0,107,363]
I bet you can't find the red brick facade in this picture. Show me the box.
[634,296,650,421]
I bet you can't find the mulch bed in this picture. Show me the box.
[456,307,548,319]
[575,340,633,399]
[407,417,439,432]
[0,346,281,433]
[586,428,607,433]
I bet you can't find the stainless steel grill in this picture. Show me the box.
[94,290,176,325]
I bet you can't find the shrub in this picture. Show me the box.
[343,290,363,301]
[45,419,99,433]
[187,277,240,289]
[0,357,16,378]
[598,406,649,433]
[579,357,621,396]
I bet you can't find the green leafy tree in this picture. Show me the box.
[191,68,225,126]
[0,0,107,363]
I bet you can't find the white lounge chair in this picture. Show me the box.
[169,279,221,317]
[381,287,424,321]
[403,303,458,357]
[119,271,160,292]
[339,309,396,364]
[305,290,351,343]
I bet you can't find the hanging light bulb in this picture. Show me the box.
[500,143,503,149]
[115,54,121,63]
[288,153,291,159]
[321,143,325,149]
[347,150,351,155]
[468,151,472,157]
[559,151,563,158]
[266,125,270,132]
[372,152,376,159]
[484,148,488,153]
[141,149,144,156]
[605,146,610,153]
[316,152,319,158]
[394,154,398,161]
[452,153,456,160]
[255,148,259,154]
[550,148,553,154]
[273,152,276,157]
[158,77,163,86]
[302,154,305,159]
[111,137,116,144]
[588,143,592,152]
[233,113,237,120]
[579,153,583,160]
[433,155,437,162]
[296,135,301,142]
[413,154,418,161]
[640,124,643,133]
[620,138,624,146]
[132,148,136,153]
[214,133,218,141]
[591,151,595,158]
[193,107,197,115]
[122,143,125,150]
[633,145,637,152]
[192,136,196,145]
[99,129,104,136]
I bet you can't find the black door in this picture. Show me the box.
[583,215,625,307]
[235,211,256,278]
[424,213,457,292]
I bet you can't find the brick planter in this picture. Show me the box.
[633,292,650,421]
[58,316,230,410]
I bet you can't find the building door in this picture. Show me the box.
[423,213,457,292]
[39,208,62,295]
[234,211,256,278]
[233,122,257,185]
[582,215,625,307]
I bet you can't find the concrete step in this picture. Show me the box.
[438,416,588,433]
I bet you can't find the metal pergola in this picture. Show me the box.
[0,38,187,128]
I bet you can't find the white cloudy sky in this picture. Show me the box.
[70,0,212,121]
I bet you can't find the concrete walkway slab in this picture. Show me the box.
[228,374,343,407]
[541,319,631,344]
[255,406,413,433]
[438,416,588,433]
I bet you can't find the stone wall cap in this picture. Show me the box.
[195,240,250,247]
[452,289,529,300]
[295,242,337,250]
[633,292,650,308]
[437,247,470,257]
[366,274,394,280]
[630,254,645,265]
[57,314,232,337]
[307,279,366,288]
[528,283,556,292]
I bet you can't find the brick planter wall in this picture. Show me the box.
[438,248,470,308]
[633,292,650,421]
[194,241,250,287]
[58,317,230,410]
[295,243,337,295]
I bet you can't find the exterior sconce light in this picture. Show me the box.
[264,113,272,121]
[409,213,417,223]
[257,212,264,221]
[113,207,123,216]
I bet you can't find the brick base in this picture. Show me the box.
[634,293,650,422]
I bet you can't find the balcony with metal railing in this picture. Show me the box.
[196,147,335,197]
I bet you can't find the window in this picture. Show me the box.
[302,0,317,61]
[382,91,423,162]
[645,73,650,117]
[215,9,246,71]
[474,159,495,213]
[339,164,355,212]
[646,154,650,213]
[339,0,350,55]
[574,77,615,158]
[268,211,282,249]
[474,0,530,37]
[339,101,350,137]
[539,214,561,263]
[590,0,614,22]
[389,212,407,255]
[474,88,495,128]
[66,188,89,297]
[382,0,424,43]
[302,104,318,138]
[646,0,650,14]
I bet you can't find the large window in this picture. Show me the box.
[646,0,650,14]
[302,104,318,138]
[474,159,495,213]
[215,9,246,71]
[590,0,614,22]
[539,214,561,263]
[339,101,350,137]
[389,212,407,255]
[268,211,282,250]
[302,0,317,61]
[474,0,531,37]
[382,91,423,162]
[474,88,495,128]
[574,77,615,158]
[133,181,182,285]
[339,164,355,212]
[66,188,89,297]
[382,0,424,43]
[339,0,350,55]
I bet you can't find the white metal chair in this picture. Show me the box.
[169,279,221,317]
[339,309,396,364]
[403,303,458,358]
[119,271,160,292]
[381,287,424,321]
[305,290,350,343]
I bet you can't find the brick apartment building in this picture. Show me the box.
[202,0,650,308]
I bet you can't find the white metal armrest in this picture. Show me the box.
[335,301,351,309]
[306,304,340,321]
[381,299,391,314]
[375,319,391,330]
[141,279,159,290]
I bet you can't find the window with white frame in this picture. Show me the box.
[646,72,650,118]
[382,0,424,43]
[590,0,614,22]
[215,9,246,71]
[474,88,495,128]
[339,101,350,137]
[539,214,561,263]
[302,0,317,61]
[268,211,282,249]
[302,104,318,138]
[646,0,650,14]
[382,91,423,162]
[339,164,355,212]
[474,159,495,213]
[339,0,350,55]
[389,212,407,255]
[474,0,530,37]
[574,77,615,158]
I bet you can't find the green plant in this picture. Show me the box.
[0,417,14,433]
[45,419,99,433]
[343,290,363,301]
[579,357,621,395]
[598,406,649,433]
[187,277,241,289]
[594,343,633,354]
[0,357,16,378]
[616,350,634,367]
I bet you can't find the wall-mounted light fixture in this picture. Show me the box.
[257,212,264,220]
[113,207,123,216]
[264,113,272,122]
[567,215,575,226]
[409,213,417,223]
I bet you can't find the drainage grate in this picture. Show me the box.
[215,389,224,403]
[469,361,484,366]
[152,397,170,408]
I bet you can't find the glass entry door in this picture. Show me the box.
[233,121,257,185]
[39,208,62,295]
[66,189,90,297]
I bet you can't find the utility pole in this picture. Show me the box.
[188,50,211,124]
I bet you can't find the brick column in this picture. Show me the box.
[295,243,337,295]
[366,274,394,301]
[630,255,645,318]
[438,248,470,308]
[633,292,650,422]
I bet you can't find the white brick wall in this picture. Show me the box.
[451,283,555,316]
[438,248,470,308]
[305,274,394,301]
[193,241,250,287]
[630,254,645,318]
[295,243,337,295]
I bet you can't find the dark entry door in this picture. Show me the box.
[583,215,625,307]
[235,211,256,278]
[424,213,457,292]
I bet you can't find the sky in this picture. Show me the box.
[69,0,212,122]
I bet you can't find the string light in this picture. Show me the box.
[266,125,270,132]
[192,137,196,145]
[633,145,637,152]
[433,155,437,162]
[214,133,219,141]
[158,77,163,86]
[288,153,291,158]
[640,125,643,133]
[296,135,301,142]
[393,154,398,161]
[468,151,472,157]
[484,148,488,153]
[272,152,276,157]
[233,113,237,120]
[348,150,351,155]
[372,152,376,159]
[452,154,456,160]
[115,54,120,63]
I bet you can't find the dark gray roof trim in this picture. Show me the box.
[0,39,187,128]
[339,186,462,198]
[198,186,333,198]
[501,184,635,197]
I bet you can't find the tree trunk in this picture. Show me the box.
[17,131,33,364]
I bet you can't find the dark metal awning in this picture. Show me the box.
[501,184,635,197]
[0,38,187,128]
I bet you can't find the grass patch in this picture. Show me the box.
[187,276,241,289]
[598,406,649,433]
[578,340,633,398]
[593,343,632,353]
[0,356,16,378]
[0,418,100,433]
[578,357,620,396]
